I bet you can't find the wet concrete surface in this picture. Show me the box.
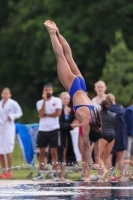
[0,181,133,200]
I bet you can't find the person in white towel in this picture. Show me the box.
[0,88,23,179]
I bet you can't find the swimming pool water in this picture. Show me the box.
[0,181,133,200]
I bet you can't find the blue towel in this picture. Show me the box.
[15,123,34,164]
[26,124,39,151]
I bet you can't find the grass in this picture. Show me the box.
[1,140,131,180]
[2,141,82,180]
[12,141,25,167]
[0,141,38,180]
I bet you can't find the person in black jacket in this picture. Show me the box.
[59,92,80,181]
[106,93,128,181]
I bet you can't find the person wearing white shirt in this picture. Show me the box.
[0,88,23,179]
[91,80,107,180]
[33,84,62,181]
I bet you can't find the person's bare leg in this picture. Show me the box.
[116,151,125,177]
[60,148,67,181]
[44,21,75,92]
[6,153,12,173]
[79,135,90,181]
[100,139,114,169]
[100,139,107,160]
[104,140,115,169]
[39,148,46,170]
[108,153,113,169]
[50,148,58,175]
[0,155,6,174]
[50,21,82,78]
[56,31,83,78]
[97,139,108,177]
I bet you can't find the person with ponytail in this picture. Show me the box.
[99,100,115,170]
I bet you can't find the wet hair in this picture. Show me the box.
[89,110,102,142]
[106,93,115,104]
[101,100,109,112]
[43,83,53,89]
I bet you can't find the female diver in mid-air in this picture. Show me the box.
[44,20,102,170]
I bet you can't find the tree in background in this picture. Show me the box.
[101,32,133,106]
[0,0,133,122]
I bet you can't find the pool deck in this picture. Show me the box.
[0,179,74,185]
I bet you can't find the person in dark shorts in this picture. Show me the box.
[33,84,62,181]
[100,100,115,169]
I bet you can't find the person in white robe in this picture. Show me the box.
[0,88,23,178]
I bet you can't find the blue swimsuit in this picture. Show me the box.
[74,105,97,122]
[69,77,97,122]
[69,76,86,98]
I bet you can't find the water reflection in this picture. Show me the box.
[0,181,133,200]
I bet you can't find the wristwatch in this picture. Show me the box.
[44,113,47,116]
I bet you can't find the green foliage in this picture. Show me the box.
[0,0,133,122]
[101,32,133,106]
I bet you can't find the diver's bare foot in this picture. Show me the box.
[44,20,58,33]
[49,21,59,31]
[44,20,57,33]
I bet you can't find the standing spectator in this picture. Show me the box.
[100,100,115,169]
[92,80,107,110]
[131,141,133,161]
[0,88,23,178]
[91,80,107,180]
[106,93,128,181]
[124,105,133,160]
[33,84,62,181]
[59,92,80,181]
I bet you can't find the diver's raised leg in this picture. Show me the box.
[44,21,75,92]
[57,32,83,78]
[51,21,83,78]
